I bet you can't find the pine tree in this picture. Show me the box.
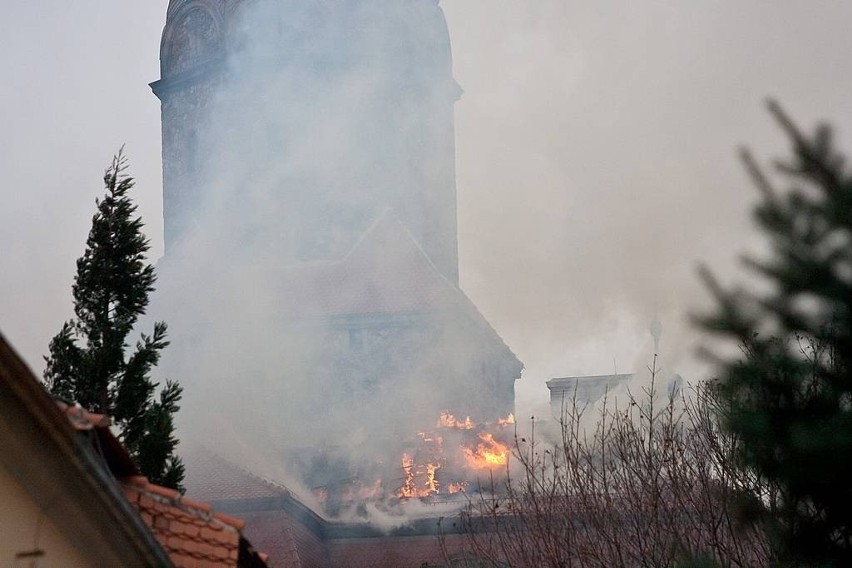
[700,101,852,565]
[45,150,185,491]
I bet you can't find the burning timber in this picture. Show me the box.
[309,411,515,517]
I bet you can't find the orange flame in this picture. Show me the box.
[437,411,474,430]
[399,453,417,498]
[498,413,516,427]
[398,453,442,498]
[396,411,515,498]
[426,462,440,494]
[464,432,510,469]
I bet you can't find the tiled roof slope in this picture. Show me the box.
[56,401,141,477]
[183,448,291,502]
[183,449,328,568]
[273,211,455,318]
[122,476,246,568]
[268,210,521,370]
[239,510,326,568]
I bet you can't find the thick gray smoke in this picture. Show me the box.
[444,0,852,411]
[149,0,520,518]
[4,0,852,521]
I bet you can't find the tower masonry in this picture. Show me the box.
[152,0,462,283]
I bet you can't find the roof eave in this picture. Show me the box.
[0,334,173,567]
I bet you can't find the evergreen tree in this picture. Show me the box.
[45,150,184,490]
[700,101,852,565]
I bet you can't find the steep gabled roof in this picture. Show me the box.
[274,210,460,318]
[270,210,521,372]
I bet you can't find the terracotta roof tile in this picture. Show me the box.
[125,475,149,487]
[214,511,247,531]
[183,496,214,513]
[148,483,182,500]
[122,477,243,567]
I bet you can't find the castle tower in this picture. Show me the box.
[151,0,462,284]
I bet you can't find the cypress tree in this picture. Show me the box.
[45,150,184,490]
[700,101,852,565]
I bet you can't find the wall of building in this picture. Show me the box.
[0,464,95,568]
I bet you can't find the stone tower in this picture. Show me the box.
[151,0,462,284]
[150,2,522,506]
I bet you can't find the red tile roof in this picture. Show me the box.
[56,401,141,477]
[0,336,174,566]
[122,476,243,568]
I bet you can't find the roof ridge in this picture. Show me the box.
[342,209,522,362]
[344,208,455,287]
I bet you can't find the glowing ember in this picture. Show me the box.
[446,481,467,494]
[464,432,510,469]
[437,411,474,430]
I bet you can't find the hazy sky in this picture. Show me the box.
[3,1,852,414]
